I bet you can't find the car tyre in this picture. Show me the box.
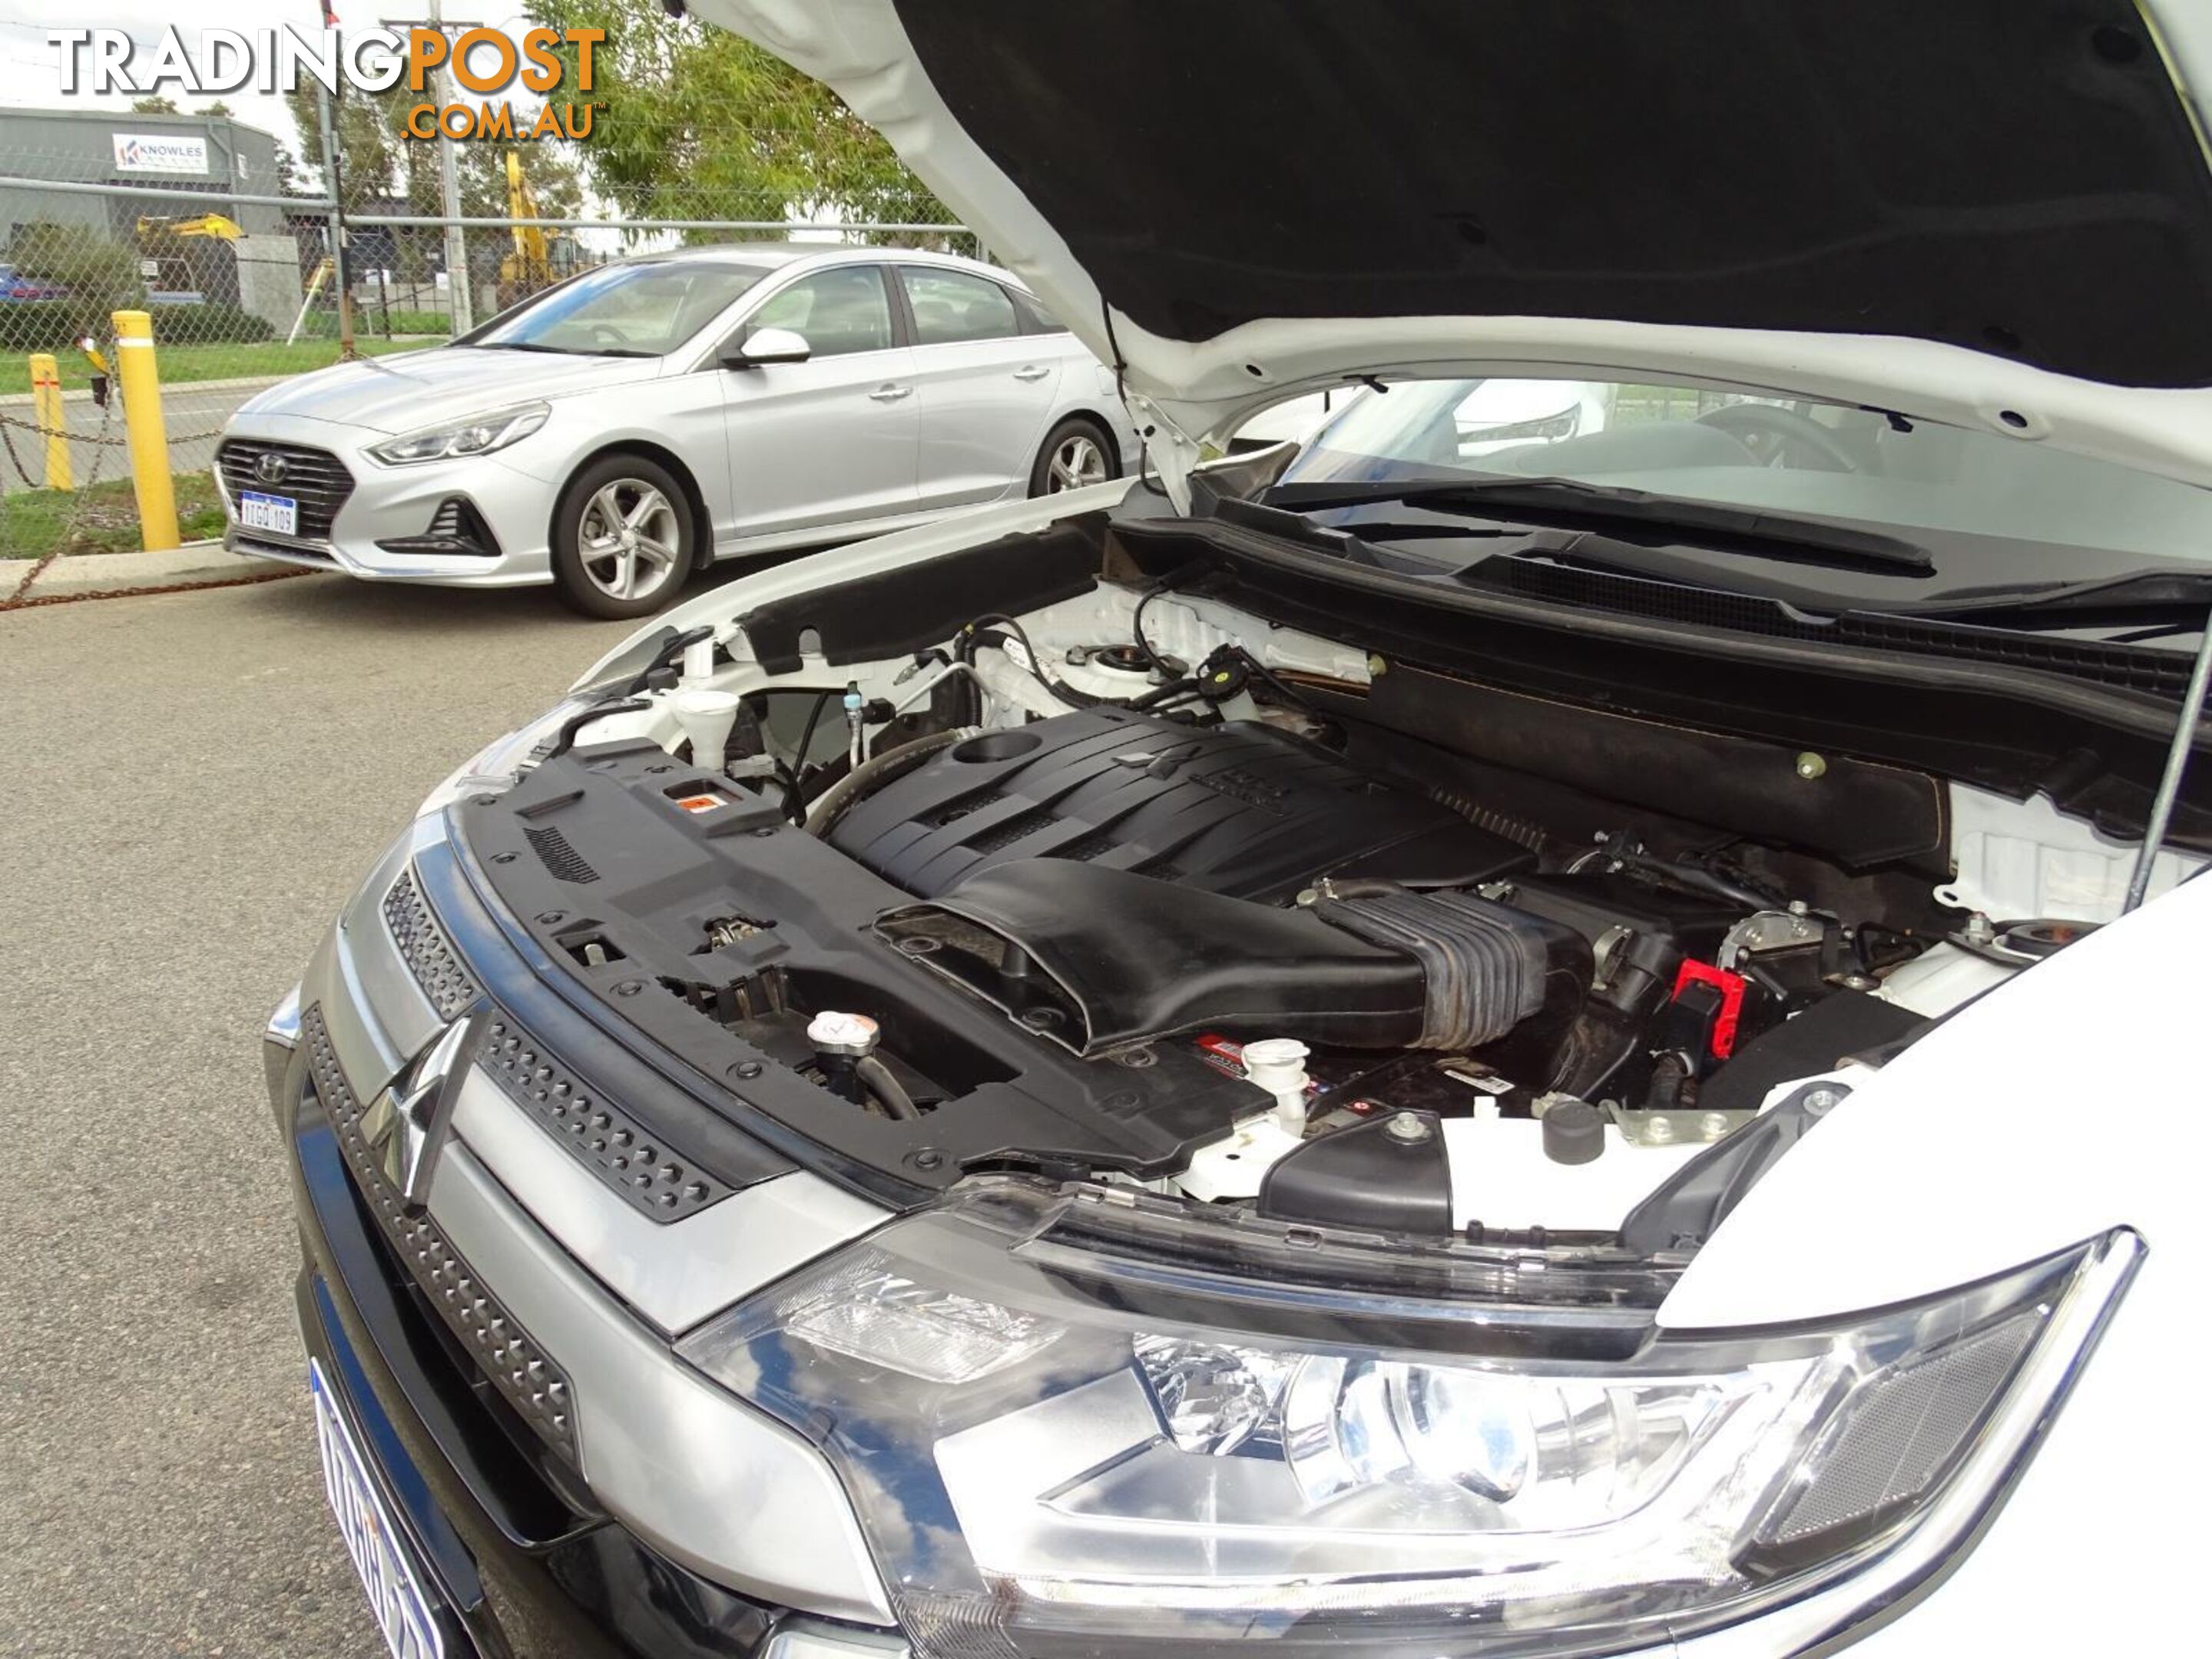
[1028,417,1121,497]
[551,454,697,619]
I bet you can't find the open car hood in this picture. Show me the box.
[692,0,2212,499]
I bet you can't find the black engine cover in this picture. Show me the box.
[828,708,1532,902]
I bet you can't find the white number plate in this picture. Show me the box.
[239,489,299,536]
[309,1360,446,1659]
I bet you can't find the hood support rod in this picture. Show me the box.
[2124,604,2212,912]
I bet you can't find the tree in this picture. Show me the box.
[198,100,234,117]
[129,95,179,114]
[286,84,398,203]
[270,144,308,199]
[526,0,958,245]
[9,221,144,310]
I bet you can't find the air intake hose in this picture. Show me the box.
[1310,886,1571,1050]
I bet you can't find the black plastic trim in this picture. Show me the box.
[474,1011,736,1224]
[301,1004,581,1460]
[1116,515,2212,846]
[412,834,803,1197]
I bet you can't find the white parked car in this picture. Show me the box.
[269,5,2212,1657]
[216,244,1134,615]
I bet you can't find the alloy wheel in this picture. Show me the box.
[1046,432,1108,492]
[577,479,682,602]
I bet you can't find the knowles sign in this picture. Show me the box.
[112,132,210,174]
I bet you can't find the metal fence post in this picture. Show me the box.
[111,310,179,551]
[318,84,356,356]
[28,353,70,491]
[431,0,475,336]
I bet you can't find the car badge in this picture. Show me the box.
[253,452,290,486]
[361,1010,482,1209]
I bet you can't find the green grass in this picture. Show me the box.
[35,336,440,393]
[2,470,227,558]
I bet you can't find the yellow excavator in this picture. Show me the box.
[495,152,576,309]
[134,213,242,243]
[133,211,244,306]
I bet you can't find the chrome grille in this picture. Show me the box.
[216,439,355,542]
[300,1003,577,1459]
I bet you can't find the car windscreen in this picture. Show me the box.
[475,261,770,356]
[1277,376,2212,586]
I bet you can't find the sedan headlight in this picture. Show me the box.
[1462,407,1578,444]
[679,1180,2138,1659]
[368,402,549,465]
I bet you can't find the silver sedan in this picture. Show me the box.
[215,244,1136,616]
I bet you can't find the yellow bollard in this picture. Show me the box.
[28,353,70,490]
[111,310,179,551]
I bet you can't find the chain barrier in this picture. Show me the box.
[0,409,230,450]
[0,412,41,488]
[0,333,140,614]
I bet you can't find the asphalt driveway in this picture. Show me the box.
[0,574,647,1657]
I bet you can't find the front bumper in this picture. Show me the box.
[270,810,899,1656]
[283,1045,855,1659]
[219,412,556,588]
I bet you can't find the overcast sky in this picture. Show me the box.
[0,5,523,162]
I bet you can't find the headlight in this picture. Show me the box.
[679,1181,2139,1659]
[1462,407,1578,444]
[415,696,594,818]
[368,402,549,465]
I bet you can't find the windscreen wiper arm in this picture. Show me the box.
[1263,477,1935,576]
[1882,568,2212,623]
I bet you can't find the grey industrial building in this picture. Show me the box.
[0,108,305,332]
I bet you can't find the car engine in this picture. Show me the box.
[469,673,1958,1240]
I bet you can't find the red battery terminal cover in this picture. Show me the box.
[1671,960,1749,1059]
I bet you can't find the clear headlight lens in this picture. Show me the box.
[414,696,594,818]
[368,402,549,466]
[679,1181,2138,1659]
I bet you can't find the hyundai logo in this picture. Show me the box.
[253,452,290,487]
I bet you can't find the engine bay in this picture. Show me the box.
[457,557,2172,1243]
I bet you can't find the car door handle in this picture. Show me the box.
[869,382,912,402]
[1012,365,1051,382]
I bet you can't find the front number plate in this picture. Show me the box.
[240,489,300,536]
[309,1359,446,1659]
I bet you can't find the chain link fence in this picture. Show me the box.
[0,59,977,595]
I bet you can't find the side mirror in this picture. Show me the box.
[722,326,812,369]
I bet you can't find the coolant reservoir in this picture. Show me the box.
[1240,1038,1312,1132]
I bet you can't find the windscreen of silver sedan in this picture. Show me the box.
[469,260,771,358]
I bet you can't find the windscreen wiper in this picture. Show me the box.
[1263,477,1934,577]
[1880,568,2212,624]
[473,341,578,354]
